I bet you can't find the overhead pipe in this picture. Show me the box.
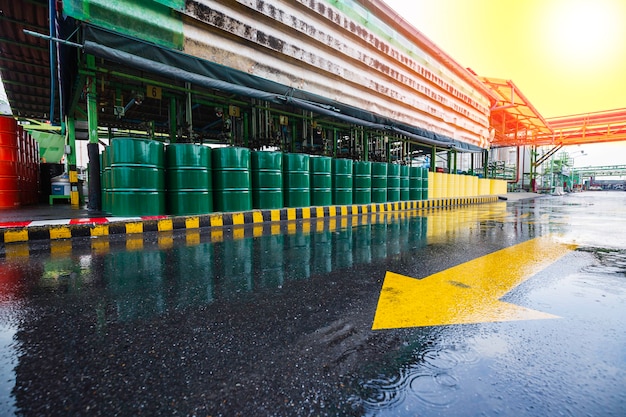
[48,0,56,124]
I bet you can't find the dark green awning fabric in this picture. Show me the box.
[83,25,483,152]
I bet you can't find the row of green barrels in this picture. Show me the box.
[100,138,430,216]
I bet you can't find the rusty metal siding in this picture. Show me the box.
[182,0,491,148]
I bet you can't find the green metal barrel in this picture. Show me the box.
[109,138,165,216]
[165,143,212,215]
[400,165,410,201]
[387,163,401,202]
[409,166,422,200]
[332,158,353,205]
[212,146,251,212]
[371,162,388,203]
[282,153,310,208]
[309,156,332,206]
[422,167,429,200]
[353,161,372,204]
[251,151,283,209]
[100,148,110,213]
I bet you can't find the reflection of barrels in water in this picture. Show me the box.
[254,234,284,288]
[284,233,311,280]
[212,147,251,212]
[353,223,372,264]
[0,116,19,208]
[166,143,212,215]
[370,222,388,260]
[170,243,215,309]
[310,156,332,206]
[109,138,165,216]
[371,162,388,203]
[332,228,353,269]
[332,158,353,205]
[353,161,372,204]
[283,153,310,208]
[310,229,332,275]
[387,163,401,202]
[218,238,253,297]
[251,151,283,209]
[104,250,166,321]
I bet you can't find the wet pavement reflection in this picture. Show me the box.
[0,192,625,416]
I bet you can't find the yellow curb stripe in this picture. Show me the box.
[50,226,71,240]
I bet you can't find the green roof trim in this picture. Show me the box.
[63,0,183,50]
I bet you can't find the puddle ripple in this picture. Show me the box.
[355,342,479,413]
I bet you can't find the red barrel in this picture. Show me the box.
[0,116,20,208]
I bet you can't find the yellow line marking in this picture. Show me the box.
[91,225,109,236]
[185,217,200,229]
[50,226,71,240]
[287,208,296,221]
[252,211,264,223]
[125,222,143,234]
[373,236,576,330]
[209,214,222,228]
[302,207,311,219]
[271,210,281,222]
[158,219,173,231]
[3,230,28,243]
[232,212,245,225]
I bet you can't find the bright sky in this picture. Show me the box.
[384,0,626,167]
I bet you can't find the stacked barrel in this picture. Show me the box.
[332,158,352,205]
[97,139,520,218]
[166,143,212,215]
[108,138,166,216]
[0,116,39,208]
[251,151,282,209]
[310,156,332,206]
[212,147,251,212]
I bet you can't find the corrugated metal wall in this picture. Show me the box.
[64,0,492,149]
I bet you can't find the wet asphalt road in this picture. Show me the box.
[0,191,625,416]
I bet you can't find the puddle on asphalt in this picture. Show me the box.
[0,193,625,416]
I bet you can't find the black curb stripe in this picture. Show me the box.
[323,206,330,217]
[172,217,187,230]
[28,228,50,241]
[143,220,159,233]
[199,216,212,228]
[295,208,303,219]
[108,223,126,235]
[280,209,288,221]
[261,210,272,222]
[221,213,233,226]
[243,211,254,224]
[70,225,91,238]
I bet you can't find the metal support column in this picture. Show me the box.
[169,96,177,142]
[66,116,80,207]
[86,55,101,212]
[430,147,436,171]
[185,82,193,141]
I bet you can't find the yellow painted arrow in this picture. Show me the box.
[372,236,576,330]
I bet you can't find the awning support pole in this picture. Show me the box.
[86,54,101,211]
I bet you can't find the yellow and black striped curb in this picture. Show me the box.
[0,196,498,246]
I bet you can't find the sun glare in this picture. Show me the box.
[544,0,622,65]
